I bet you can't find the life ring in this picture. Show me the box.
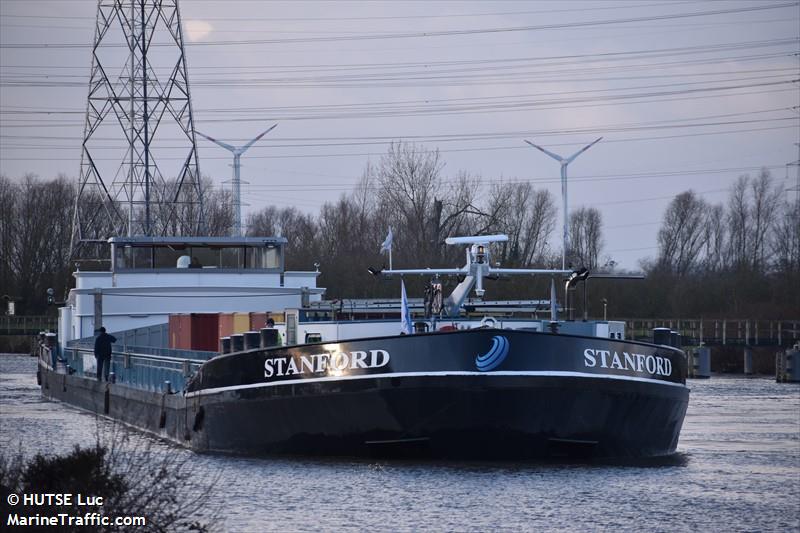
[480,316,499,329]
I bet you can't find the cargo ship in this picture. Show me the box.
[38,234,689,459]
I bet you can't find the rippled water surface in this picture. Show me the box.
[2,354,799,531]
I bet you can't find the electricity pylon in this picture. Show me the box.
[196,124,278,236]
[71,0,203,257]
[524,137,602,270]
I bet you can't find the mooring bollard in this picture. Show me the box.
[776,351,786,382]
[743,346,754,375]
[219,336,231,354]
[790,348,800,383]
[231,333,244,352]
[243,331,261,350]
[778,345,800,383]
[695,346,711,379]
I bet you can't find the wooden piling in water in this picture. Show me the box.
[776,346,800,383]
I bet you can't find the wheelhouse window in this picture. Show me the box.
[154,246,186,268]
[188,247,219,269]
[115,245,153,269]
[220,247,244,269]
[112,240,284,272]
[247,245,280,269]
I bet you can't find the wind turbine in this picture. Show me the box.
[197,124,278,236]
[524,137,602,270]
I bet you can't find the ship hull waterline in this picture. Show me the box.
[40,328,690,460]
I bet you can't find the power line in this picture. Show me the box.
[1,125,795,160]
[3,76,796,126]
[3,49,796,88]
[229,165,792,192]
[1,71,795,116]
[3,115,796,145]
[0,1,699,23]
[1,2,796,49]
[2,37,794,73]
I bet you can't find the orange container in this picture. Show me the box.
[267,311,285,324]
[218,313,235,339]
[233,312,250,333]
[168,314,192,349]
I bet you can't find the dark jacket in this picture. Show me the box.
[94,332,117,358]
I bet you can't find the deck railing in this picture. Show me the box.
[62,344,216,392]
[622,318,800,346]
[0,315,57,335]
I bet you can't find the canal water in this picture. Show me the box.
[1,353,798,532]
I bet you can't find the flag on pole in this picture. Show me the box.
[401,279,413,335]
[380,228,393,254]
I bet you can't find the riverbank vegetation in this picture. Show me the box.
[0,429,215,532]
[1,142,797,319]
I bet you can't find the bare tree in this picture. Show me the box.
[374,142,444,264]
[772,198,800,273]
[657,190,708,276]
[488,182,556,267]
[433,171,485,264]
[2,175,75,312]
[747,169,783,271]
[246,205,319,271]
[246,205,281,236]
[202,186,235,236]
[702,203,726,272]
[726,175,749,268]
[148,176,231,237]
[569,206,603,269]
[0,176,16,299]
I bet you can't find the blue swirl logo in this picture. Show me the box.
[475,335,510,371]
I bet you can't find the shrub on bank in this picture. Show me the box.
[0,444,213,532]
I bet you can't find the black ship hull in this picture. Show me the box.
[184,328,689,458]
[41,328,689,459]
[192,373,687,459]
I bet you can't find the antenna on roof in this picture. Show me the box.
[197,124,278,237]
[524,137,602,270]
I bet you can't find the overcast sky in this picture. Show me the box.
[1,0,798,269]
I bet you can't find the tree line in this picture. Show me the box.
[246,142,609,299]
[1,142,797,319]
[0,174,233,315]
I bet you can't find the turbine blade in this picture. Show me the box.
[196,131,237,152]
[240,123,278,153]
[564,136,602,165]
[524,139,563,162]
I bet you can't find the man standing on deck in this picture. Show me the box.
[266,318,283,346]
[94,327,116,381]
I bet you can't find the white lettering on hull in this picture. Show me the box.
[583,348,673,377]
[265,349,390,379]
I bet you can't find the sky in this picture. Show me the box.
[1,0,798,270]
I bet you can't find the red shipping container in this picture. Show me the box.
[191,313,219,352]
[250,312,268,331]
[168,314,192,350]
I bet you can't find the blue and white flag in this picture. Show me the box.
[380,228,393,254]
[401,279,412,335]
